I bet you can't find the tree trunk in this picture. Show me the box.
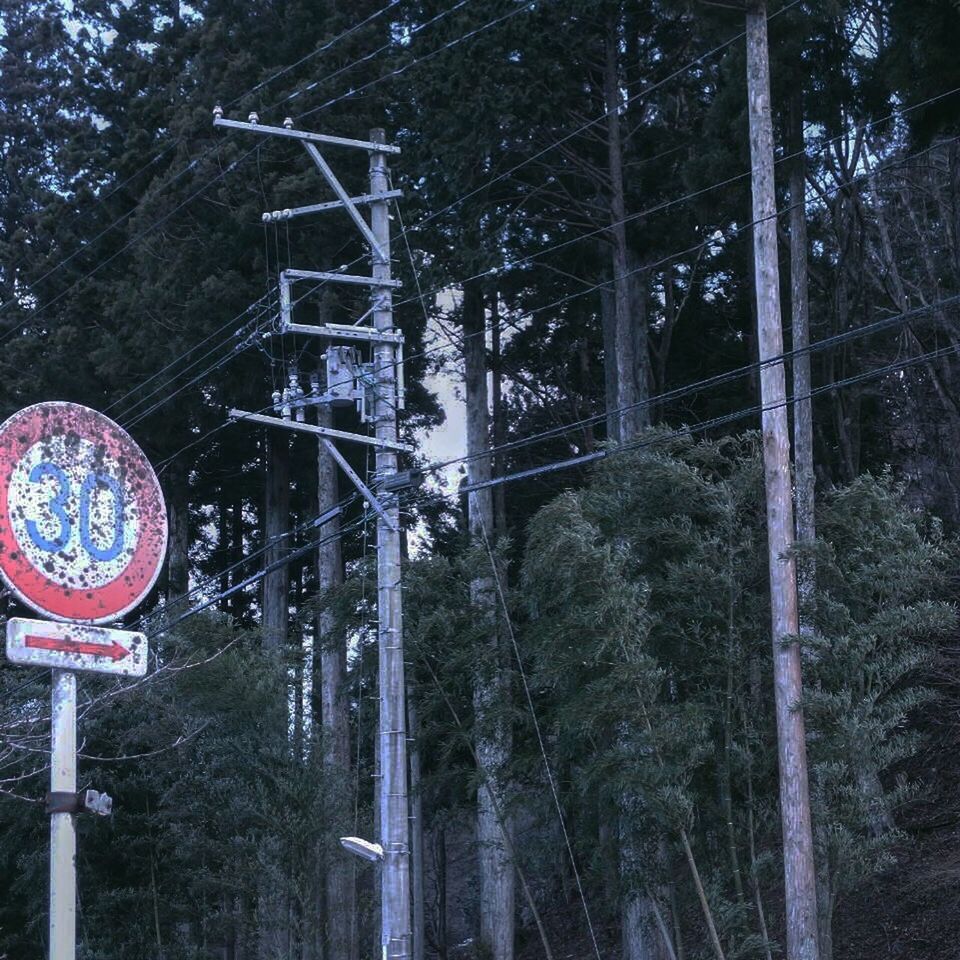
[601,280,619,442]
[789,92,816,591]
[489,287,508,533]
[262,432,290,655]
[315,406,355,960]
[259,431,290,960]
[622,890,669,960]
[745,6,820,960]
[435,825,448,960]
[619,800,669,960]
[408,688,425,960]
[165,464,190,606]
[218,491,230,611]
[463,278,515,960]
[628,249,651,432]
[604,13,645,444]
[231,494,246,622]
[815,858,834,960]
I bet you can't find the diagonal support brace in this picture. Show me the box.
[303,142,387,263]
[320,438,397,532]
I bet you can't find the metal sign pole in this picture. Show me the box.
[0,401,167,960]
[49,669,77,960]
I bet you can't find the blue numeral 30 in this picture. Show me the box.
[26,462,124,561]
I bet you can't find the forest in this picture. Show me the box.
[2,1,960,958]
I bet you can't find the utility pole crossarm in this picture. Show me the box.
[282,268,401,289]
[227,409,413,453]
[213,115,401,154]
[264,189,403,223]
[282,322,403,345]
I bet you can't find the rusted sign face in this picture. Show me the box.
[0,403,167,623]
[6,617,148,677]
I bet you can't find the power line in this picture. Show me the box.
[1,0,508,332]
[0,144,262,353]
[224,0,403,109]
[427,291,960,477]
[133,495,359,634]
[133,128,949,480]
[0,1,408,316]
[282,0,476,112]
[295,0,534,123]
[397,0,800,242]
[459,335,960,496]
[392,85,960,315]
[104,291,273,416]
[117,117,956,480]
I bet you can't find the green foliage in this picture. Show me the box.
[518,436,954,956]
[0,616,345,959]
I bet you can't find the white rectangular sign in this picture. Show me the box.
[5,617,148,677]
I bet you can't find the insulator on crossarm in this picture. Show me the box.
[248,112,259,125]
[213,104,223,120]
[272,390,282,411]
[283,117,294,129]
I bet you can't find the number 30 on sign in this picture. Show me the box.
[0,403,168,624]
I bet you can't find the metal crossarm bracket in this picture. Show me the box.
[45,789,113,817]
[228,409,412,453]
[282,321,404,345]
[279,269,400,330]
[283,267,401,288]
[213,116,401,154]
[264,189,403,223]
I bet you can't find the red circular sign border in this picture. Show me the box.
[0,402,168,624]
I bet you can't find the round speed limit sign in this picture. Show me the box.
[0,402,168,623]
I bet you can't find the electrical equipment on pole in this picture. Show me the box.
[215,109,413,960]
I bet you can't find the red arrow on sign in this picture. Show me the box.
[24,634,130,662]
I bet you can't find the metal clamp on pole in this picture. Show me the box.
[45,792,80,815]
[45,789,113,817]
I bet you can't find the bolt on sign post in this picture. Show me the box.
[0,402,168,960]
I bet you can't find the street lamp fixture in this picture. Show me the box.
[340,836,384,862]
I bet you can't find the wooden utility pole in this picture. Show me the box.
[744,5,820,960]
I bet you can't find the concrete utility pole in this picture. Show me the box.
[744,5,821,960]
[215,110,412,960]
[370,128,413,960]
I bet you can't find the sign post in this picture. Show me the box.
[49,670,76,960]
[0,402,167,960]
